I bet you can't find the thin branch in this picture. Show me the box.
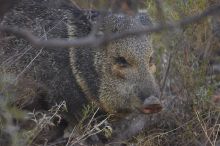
[160,53,172,98]
[0,4,220,48]
[155,0,165,23]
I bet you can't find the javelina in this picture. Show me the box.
[0,0,162,144]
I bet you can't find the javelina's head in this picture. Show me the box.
[98,13,162,115]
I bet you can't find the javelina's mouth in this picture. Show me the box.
[140,104,162,114]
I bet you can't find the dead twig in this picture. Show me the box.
[0,4,220,48]
[160,53,172,98]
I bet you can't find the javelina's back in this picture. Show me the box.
[0,0,90,119]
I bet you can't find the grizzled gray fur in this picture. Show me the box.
[0,0,162,144]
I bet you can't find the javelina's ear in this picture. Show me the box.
[94,12,152,36]
[102,13,145,34]
[135,11,152,26]
[102,12,152,34]
[101,14,130,33]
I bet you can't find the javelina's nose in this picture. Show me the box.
[140,96,162,114]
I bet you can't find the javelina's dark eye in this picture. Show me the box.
[115,57,129,67]
[112,57,129,79]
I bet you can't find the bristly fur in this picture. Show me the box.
[0,0,161,144]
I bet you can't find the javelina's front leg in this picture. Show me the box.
[108,114,149,145]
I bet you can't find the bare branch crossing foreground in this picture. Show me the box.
[0,4,220,48]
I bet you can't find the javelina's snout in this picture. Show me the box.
[136,84,162,114]
[140,95,162,114]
